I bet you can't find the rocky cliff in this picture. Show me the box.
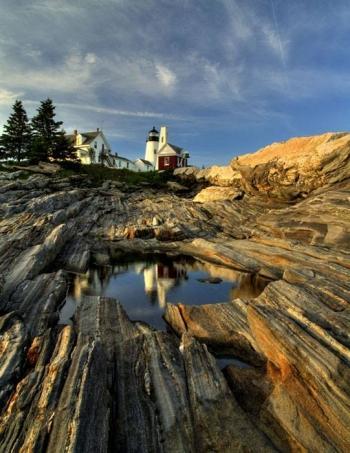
[176,131,350,201]
[0,132,349,452]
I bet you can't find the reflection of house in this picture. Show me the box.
[144,126,189,170]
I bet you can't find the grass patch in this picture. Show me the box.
[1,160,176,187]
[59,162,175,187]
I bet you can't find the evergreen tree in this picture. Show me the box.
[28,137,49,163]
[0,100,31,162]
[30,98,76,162]
[51,129,77,161]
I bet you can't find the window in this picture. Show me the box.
[94,142,97,149]
[164,157,169,166]
[127,162,129,169]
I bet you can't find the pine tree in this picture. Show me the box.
[51,129,77,161]
[30,98,76,162]
[28,137,49,163]
[0,100,32,162]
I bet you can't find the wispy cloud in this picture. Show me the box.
[155,64,177,93]
[0,50,96,94]
[268,0,289,91]
[26,0,81,15]
[24,100,186,121]
[0,89,23,105]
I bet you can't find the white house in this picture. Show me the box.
[134,158,154,172]
[66,129,116,167]
[114,155,137,171]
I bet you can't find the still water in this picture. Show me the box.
[59,255,269,330]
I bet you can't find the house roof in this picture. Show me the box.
[158,143,183,156]
[65,134,76,145]
[136,159,153,166]
[80,131,100,144]
[116,155,133,162]
[65,131,102,146]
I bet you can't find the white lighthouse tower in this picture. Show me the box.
[144,126,159,167]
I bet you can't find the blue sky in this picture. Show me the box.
[1,0,350,166]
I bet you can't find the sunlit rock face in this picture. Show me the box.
[174,164,241,187]
[193,186,243,203]
[177,131,350,202]
[231,131,350,199]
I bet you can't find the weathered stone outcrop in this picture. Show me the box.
[0,312,27,408]
[174,164,241,187]
[10,161,62,175]
[0,296,275,452]
[193,186,243,203]
[165,276,350,451]
[0,132,349,451]
[231,132,350,199]
[178,132,350,203]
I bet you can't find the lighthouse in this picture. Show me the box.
[144,126,159,167]
[144,125,189,170]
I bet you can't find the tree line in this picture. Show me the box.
[0,99,76,163]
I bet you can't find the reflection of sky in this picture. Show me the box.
[59,259,263,330]
[166,271,234,305]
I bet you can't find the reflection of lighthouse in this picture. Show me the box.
[73,273,89,300]
[144,265,158,304]
[156,264,186,308]
[142,262,188,307]
[157,275,176,308]
[144,265,156,293]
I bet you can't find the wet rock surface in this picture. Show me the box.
[0,133,349,452]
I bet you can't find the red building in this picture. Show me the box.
[158,143,189,170]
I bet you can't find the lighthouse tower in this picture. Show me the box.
[144,126,159,167]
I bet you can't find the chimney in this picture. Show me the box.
[73,129,78,135]
[159,126,168,145]
[97,128,100,132]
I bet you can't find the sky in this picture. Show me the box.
[1,0,350,166]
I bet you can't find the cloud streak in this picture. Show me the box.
[24,100,187,121]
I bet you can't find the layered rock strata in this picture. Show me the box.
[0,131,349,451]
